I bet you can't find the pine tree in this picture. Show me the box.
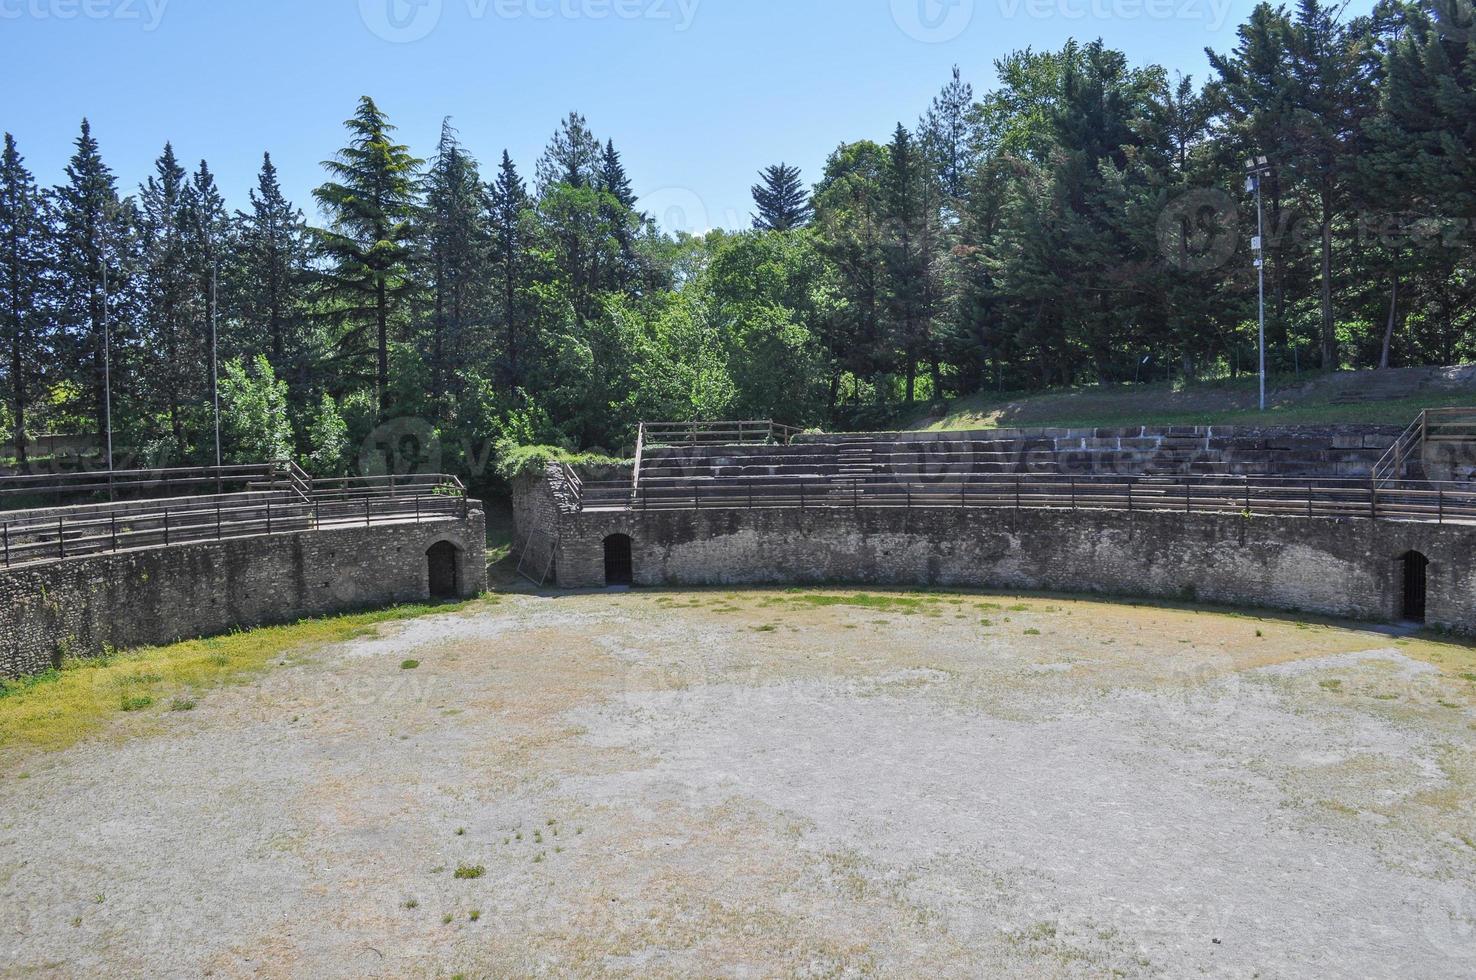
[313,97,423,420]
[138,143,198,454]
[535,112,601,195]
[234,153,309,381]
[919,66,978,201]
[0,134,48,471]
[488,150,530,388]
[423,119,487,409]
[598,138,641,289]
[599,139,636,210]
[751,163,813,231]
[881,125,940,402]
[52,119,136,462]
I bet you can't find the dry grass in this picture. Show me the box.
[0,599,486,755]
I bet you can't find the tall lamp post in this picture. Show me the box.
[211,261,221,472]
[1246,156,1272,412]
[100,253,114,476]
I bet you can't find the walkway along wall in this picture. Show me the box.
[1,510,487,679]
[546,504,1476,634]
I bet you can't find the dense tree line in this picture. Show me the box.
[1,0,1473,478]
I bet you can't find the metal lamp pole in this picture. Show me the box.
[1246,156,1272,412]
[211,261,221,470]
[100,253,113,473]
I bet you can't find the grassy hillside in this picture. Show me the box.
[907,366,1476,432]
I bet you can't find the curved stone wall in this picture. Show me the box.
[547,505,1476,634]
[1,511,487,679]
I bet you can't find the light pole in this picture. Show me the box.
[1246,156,1272,412]
[211,261,221,471]
[100,252,113,474]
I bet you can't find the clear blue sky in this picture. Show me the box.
[0,0,1370,233]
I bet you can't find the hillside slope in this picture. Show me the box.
[908,366,1476,432]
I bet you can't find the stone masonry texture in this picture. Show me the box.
[0,510,486,678]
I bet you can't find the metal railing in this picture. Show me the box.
[0,469,470,569]
[638,420,803,448]
[572,473,1476,525]
[1372,408,1476,488]
[0,463,295,509]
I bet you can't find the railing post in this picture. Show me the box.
[266,500,273,536]
[1439,486,1444,525]
[1370,479,1378,521]
[1185,480,1191,514]
[314,499,320,530]
[1244,477,1251,514]
[1071,478,1077,511]
[1307,480,1314,519]
[365,497,371,527]
[801,480,806,512]
[1015,476,1021,512]
[3,523,8,566]
[216,503,223,540]
[415,496,421,524]
[162,510,169,547]
[110,514,117,553]
[58,517,65,558]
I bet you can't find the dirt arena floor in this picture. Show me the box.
[2,589,1475,978]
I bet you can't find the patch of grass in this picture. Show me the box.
[453,864,485,880]
[912,372,1476,432]
[0,600,482,756]
[1320,680,1344,692]
[469,910,481,922]
[401,660,421,671]
[1024,628,1043,636]
[403,898,419,910]
[753,624,778,633]
[169,698,197,712]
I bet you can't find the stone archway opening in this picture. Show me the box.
[604,534,634,587]
[427,541,462,600]
[1401,551,1429,624]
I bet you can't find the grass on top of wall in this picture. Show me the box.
[0,599,485,757]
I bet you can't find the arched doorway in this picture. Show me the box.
[427,541,461,600]
[1401,551,1429,623]
[604,534,634,587]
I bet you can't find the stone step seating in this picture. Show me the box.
[637,430,1399,489]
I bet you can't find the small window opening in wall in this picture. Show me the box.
[1401,551,1429,623]
[427,541,461,600]
[604,534,634,587]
